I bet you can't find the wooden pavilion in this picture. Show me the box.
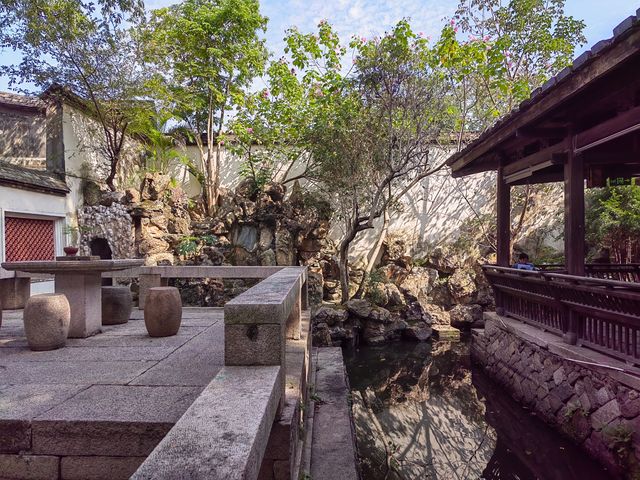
[446,13,640,363]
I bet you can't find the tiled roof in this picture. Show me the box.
[0,161,69,195]
[446,10,640,168]
[0,91,46,110]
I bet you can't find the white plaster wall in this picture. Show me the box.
[173,144,496,261]
[337,169,495,261]
[62,105,144,226]
[176,144,310,198]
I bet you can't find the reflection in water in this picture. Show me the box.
[344,339,615,480]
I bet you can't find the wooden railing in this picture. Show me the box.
[585,263,640,283]
[483,265,640,364]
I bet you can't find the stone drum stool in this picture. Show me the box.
[102,286,133,325]
[144,287,182,337]
[23,293,70,351]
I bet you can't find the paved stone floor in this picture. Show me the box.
[0,307,225,474]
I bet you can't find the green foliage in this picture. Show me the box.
[140,0,268,210]
[586,186,640,263]
[302,192,332,222]
[0,0,149,190]
[438,0,586,142]
[176,234,218,259]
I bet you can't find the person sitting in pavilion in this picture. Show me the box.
[514,252,536,271]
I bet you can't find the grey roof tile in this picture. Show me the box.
[0,161,69,195]
[0,91,45,110]
[613,16,637,37]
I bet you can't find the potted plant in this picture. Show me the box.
[62,225,91,257]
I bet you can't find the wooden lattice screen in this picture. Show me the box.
[5,216,55,261]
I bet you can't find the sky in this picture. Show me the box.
[0,0,637,93]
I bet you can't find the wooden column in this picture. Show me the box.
[496,163,511,267]
[564,146,585,275]
[495,164,511,316]
[563,141,584,345]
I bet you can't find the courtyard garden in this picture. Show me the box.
[1,0,640,479]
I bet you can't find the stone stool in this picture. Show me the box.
[144,287,182,337]
[23,293,70,351]
[102,286,133,325]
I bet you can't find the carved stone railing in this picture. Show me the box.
[131,266,308,480]
[484,265,640,364]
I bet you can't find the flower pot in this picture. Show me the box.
[23,293,70,351]
[144,287,182,337]
[63,246,79,256]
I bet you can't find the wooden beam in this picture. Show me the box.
[496,163,511,267]
[509,170,564,185]
[516,126,567,139]
[448,27,640,174]
[575,104,640,152]
[450,159,499,178]
[503,139,569,177]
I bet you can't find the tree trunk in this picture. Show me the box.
[204,146,215,215]
[354,208,389,299]
[338,239,351,304]
[105,153,119,191]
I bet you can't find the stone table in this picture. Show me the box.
[1,259,143,338]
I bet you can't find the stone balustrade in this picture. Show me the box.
[132,266,308,480]
[101,265,305,309]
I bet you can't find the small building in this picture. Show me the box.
[447,12,640,477]
[0,88,140,306]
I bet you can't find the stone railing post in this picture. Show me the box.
[286,280,302,340]
[0,276,30,309]
[224,268,305,414]
[138,272,166,309]
[301,278,309,311]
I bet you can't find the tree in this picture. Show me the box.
[227,19,349,195]
[234,21,449,302]
[442,0,586,136]
[0,0,147,190]
[586,185,640,264]
[141,0,268,213]
[266,21,447,302]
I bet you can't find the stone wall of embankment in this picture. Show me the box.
[472,313,640,479]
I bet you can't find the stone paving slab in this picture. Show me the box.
[0,360,156,385]
[310,348,358,480]
[130,326,224,386]
[100,323,208,337]
[30,383,207,457]
[65,332,194,349]
[0,308,226,461]
[0,345,178,362]
[34,385,201,423]
[0,384,89,420]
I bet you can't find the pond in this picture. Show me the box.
[344,338,616,480]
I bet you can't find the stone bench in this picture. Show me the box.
[131,366,283,480]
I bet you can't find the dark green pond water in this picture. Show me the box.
[344,339,616,480]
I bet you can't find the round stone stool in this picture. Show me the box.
[23,293,70,351]
[144,287,182,337]
[102,286,133,325]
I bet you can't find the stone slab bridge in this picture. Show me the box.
[0,265,328,480]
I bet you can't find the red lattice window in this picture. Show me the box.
[5,216,55,261]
